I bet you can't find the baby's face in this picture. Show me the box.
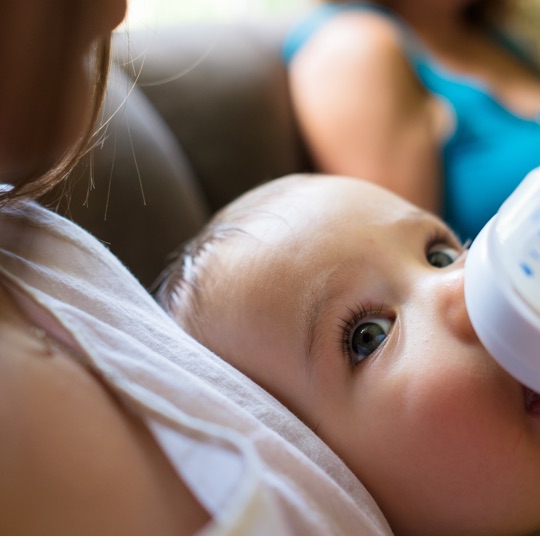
[190,176,540,534]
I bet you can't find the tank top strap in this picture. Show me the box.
[282,1,429,70]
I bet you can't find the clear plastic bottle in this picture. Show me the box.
[464,167,540,392]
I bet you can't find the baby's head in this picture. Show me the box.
[158,174,540,535]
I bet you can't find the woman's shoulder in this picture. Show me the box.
[287,8,421,102]
[286,5,416,87]
[284,2,408,66]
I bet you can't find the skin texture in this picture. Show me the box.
[288,0,540,213]
[0,1,209,532]
[174,175,540,535]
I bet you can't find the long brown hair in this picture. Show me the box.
[0,38,112,207]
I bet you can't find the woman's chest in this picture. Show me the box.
[423,32,540,121]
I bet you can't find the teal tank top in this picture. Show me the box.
[283,2,540,241]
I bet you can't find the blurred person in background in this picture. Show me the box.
[284,0,540,242]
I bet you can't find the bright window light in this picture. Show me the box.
[123,0,313,30]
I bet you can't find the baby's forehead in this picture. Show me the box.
[217,180,429,273]
[230,175,417,232]
[264,175,411,210]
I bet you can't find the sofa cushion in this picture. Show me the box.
[47,66,209,288]
[115,20,311,213]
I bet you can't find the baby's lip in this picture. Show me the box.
[524,386,540,415]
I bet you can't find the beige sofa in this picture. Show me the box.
[50,18,310,288]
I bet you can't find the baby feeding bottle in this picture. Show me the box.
[464,167,540,392]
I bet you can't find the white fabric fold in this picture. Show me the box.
[0,199,392,535]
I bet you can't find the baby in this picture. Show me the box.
[157,174,540,535]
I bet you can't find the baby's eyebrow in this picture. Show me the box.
[301,259,363,373]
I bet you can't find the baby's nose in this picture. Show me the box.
[437,269,478,345]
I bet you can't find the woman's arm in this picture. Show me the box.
[289,11,451,213]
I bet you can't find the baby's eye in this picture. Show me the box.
[427,244,460,268]
[350,318,392,366]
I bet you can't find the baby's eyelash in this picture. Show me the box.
[425,227,462,253]
[337,303,384,367]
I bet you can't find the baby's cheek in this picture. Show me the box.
[394,367,514,485]
[349,367,473,479]
[347,378,479,530]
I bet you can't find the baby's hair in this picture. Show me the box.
[155,174,312,339]
[155,216,248,338]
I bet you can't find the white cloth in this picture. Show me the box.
[0,199,392,535]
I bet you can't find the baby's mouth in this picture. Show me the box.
[524,386,540,415]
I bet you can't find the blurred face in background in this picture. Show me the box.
[0,0,126,179]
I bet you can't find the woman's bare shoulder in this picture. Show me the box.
[292,8,409,77]
[0,289,209,534]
